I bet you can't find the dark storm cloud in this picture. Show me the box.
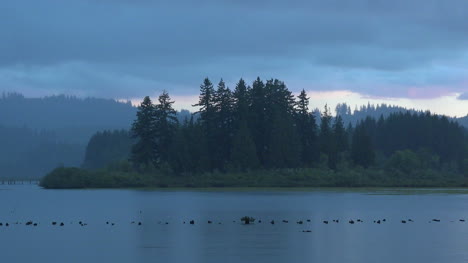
[1,0,467,98]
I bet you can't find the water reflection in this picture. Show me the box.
[0,185,468,262]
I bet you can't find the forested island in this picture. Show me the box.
[40,78,468,189]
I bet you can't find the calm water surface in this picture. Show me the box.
[1,185,468,263]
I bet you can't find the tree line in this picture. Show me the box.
[123,77,467,175]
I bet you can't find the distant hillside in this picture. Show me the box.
[0,93,136,143]
[0,125,83,178]
[0,93,193,178]
[334,103,422,125]
[457,115,468,129]
[315,103,467,129]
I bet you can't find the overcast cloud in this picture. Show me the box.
[1,0,467,108]
[458,93,468,100]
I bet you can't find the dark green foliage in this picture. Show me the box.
[261,79,301,168]
[40,165,156,189]
[333,115,348,153]
[82,130,133,169]
[295,89,319,166]
[193,78,216,123]
[320,105,337,169]
[40,166,468,189]
[186,118,211,173]
[193,78,217,170]
[356,112,467,171]
[232,78,250,124]
[249,77,267,163]
[154,91,178,163]
[213,79,234,170]
[167,122,193,174]
[351,123,375,168]
[230,122,259,171]
[462,158,468,177]
[131,96,157,167]
[45,77,468,188]
[264,109,301,168]
[386,150,423,174]
[40,167,91,189]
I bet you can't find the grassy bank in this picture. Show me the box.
[39,166,468,189]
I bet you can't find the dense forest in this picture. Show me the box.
[41,78,468,188]
[0,126,84,178]
[459,115,468,129]
[0,93,193,178]
[0,92,136,143]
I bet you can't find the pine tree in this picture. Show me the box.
[333,115,348,153]
[83,130,132,169]
[154,90,178,163]
[213,79,234,169]
[168,121,192,174]
[351,123,375,168]
[265,111,301,168]
[263,80,300,168]
[249,77,267,164]
[232,78,250,124]
[230,121,259,171]
[295,89,318,166]
[193,78,216,121]
[193,78,217,170]
[130,96,157,168]
[189,118,211,172]
[320,104,336,169]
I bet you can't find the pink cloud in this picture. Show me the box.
[406,87,458,99]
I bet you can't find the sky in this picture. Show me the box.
[1,0,467,117]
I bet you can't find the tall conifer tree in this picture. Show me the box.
[296,89,319,166]
[130,96,157,167]
[154,90,178,163]
[193,78,217,170]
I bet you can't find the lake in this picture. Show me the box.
[1,185,468,263]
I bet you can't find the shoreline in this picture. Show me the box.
[39,167,468,190]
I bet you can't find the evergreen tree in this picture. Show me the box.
[230,121,259,171]
[213,79,234,169]
[130,96,157,167]
[154,90,178,163]
[193,78,217,170]
[168,120,192,174]
[83,130,133,169]
[232,78,250,124]
[263,80,300,168]
[320,104,336,169]
[193,78,216,122]
[333,115,348,153]
[295,89,319,166]
[249,77,267,164]
[351,123,375,168]
[189,118,211,172]
[123,77,467,179]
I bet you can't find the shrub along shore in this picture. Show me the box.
[39,165,468,189]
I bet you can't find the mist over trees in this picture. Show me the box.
[458,115,468,129]
[0,93,194,178]
[0,93,135,178]
[84,77,466,179]
[0,92,136,143]
[0,126,83,177]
